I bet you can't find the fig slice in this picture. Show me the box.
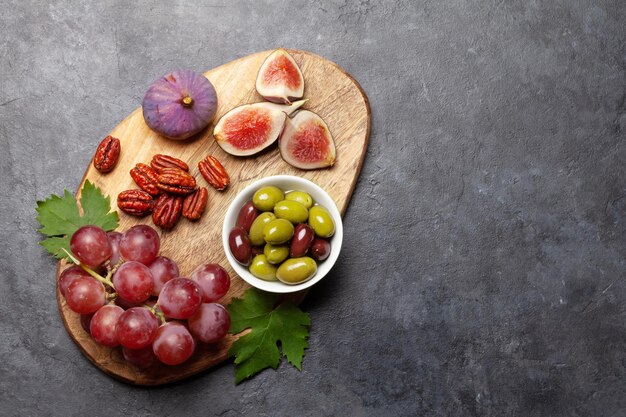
[213,100,307,156]
[256,49,305,104]
[279,110,336,170]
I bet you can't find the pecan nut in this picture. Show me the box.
[198,156,230,191]
[157,168,197,194]
[117,189,154,216]
[93,136,121,173]
[151,154,189,173]
[152,194,183,229]
[130,163,160,196]
[182,187,208,221]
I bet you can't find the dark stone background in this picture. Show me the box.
[1,1,625,416]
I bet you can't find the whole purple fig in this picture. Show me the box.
[142,69,217,140]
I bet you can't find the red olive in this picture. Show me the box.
[290,224,315,258]
[229,227,252,266]
[310,238,331,262]
[251,245,264,256]
[236,200,259,233]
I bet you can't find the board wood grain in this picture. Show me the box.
[56,49,370,385]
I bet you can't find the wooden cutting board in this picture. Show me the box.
[56,49,370,385]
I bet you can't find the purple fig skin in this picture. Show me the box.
[142,69,217,140]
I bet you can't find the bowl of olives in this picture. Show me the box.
[222,175,343,293]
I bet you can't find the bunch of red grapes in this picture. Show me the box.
[59,224,231,368]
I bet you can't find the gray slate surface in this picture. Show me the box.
[1,0,625,416]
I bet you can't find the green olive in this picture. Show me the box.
[252,186,285,212]
[263,218,294,244]
[308,205,335,238]
[248,212,276,246]
[274,200,309,224]
[248,254,278,281]
[285,191,313,209]
[276,257,317,284]
[263,244,290,264]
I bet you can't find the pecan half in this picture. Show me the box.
[198,156,230,191]
[117,189,154,216]
[157,168,197,194]
[151,154,189,173]
[93,136,121,173]
[130,163,160,196]
[152,194,183,229]
[182,187,208,221]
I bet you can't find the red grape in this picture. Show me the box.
[59,265,90,296]
[115,296,156,310]
[123,346,157,369]
[65,275,106,314]
[112,261,154,304]
[119,225,160,265]
[188,303,230,344]
[147,256,179,296]
[115,307,158,349]
[107,231,123,266]
[190,264,230,303]
[70,225,113,268]
[152,322,196,365]
[90,304,124,347]
[80,313,94,334]
[115,297,140,310]
[157,278,202,319]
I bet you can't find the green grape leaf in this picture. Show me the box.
[39,236,73,260]
[228,288,311,384]
[36,180,119,260]
[35,189,82,236]
[78,180,118,230]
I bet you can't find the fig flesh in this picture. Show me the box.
[256,49,304,104]
[214,100,306,156]
[279,110,336,169]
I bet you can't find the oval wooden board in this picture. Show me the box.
[56,49,370,385]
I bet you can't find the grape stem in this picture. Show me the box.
[105,258,124,276]
[62,249,116,289]
[142,303,167,324]
[157,312,166,324]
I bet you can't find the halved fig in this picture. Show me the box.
[214,100,307,156]
[279,110,336,170]
[256,49,304,104]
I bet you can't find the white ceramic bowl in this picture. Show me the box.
[222,175,343,293]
